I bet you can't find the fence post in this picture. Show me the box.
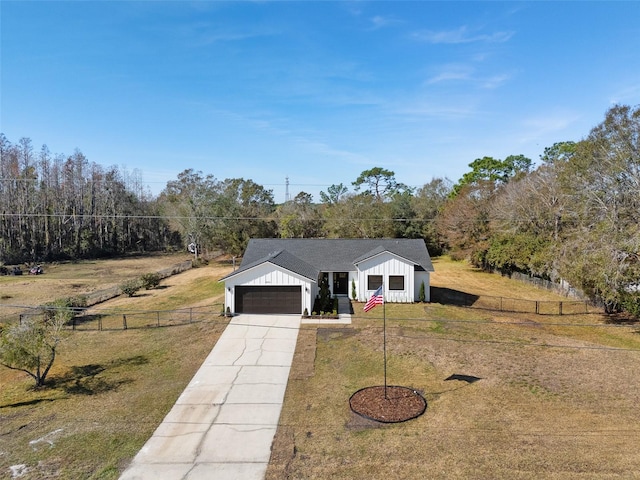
[19,314,23,325]
[157,311,160,327]
[123,314,127,330]
[99,317,103,331]
[190,308,193,323]
[500,297,503,311]
[559,302,563,315]
[535,301,539,315]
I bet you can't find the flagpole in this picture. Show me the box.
[383,283,387,399]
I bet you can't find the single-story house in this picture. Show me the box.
[220,238,434,315]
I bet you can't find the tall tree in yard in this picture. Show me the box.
[540,141,577,165]
[159,169,218,259]
[324,192,393,239]
[437,179,495,263]
[556,105,640,312]
[411,177,452,255]
[487,164,570,277]
[319,183,348,204]
[440,153,532,264]
[276,192,323,238]
[352,167,410,202]
[212,178,277,255]
[451,155,532,196]
[388,191,417,239]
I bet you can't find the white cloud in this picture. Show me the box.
[425,64,511,89]
[293,136,367,164]
[197,29,278,46]
[480,74,511,89]
[369,15,402,30]
[393,100,479,120]
[411,25,514,44]
[176,21,280,47]
[426,64,474,85]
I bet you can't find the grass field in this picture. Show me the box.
[0,257,233,479]
[2,255,640,479]
[0,253,196,321]
[267,257,640,479]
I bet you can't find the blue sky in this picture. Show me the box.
[2,1,639,202]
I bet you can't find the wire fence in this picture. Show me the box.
[431,288,600,316]
[474,296,596,315]
[16,303,225,331]
[80,259,194,307]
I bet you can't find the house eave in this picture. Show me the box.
[220,261,318,284]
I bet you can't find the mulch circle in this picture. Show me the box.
[349,385,427,423]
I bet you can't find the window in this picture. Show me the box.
[389,275,405,291]
[367,275,382,290]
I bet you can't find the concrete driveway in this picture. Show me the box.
[119,314,301,480]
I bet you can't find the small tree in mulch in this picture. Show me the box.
[419,280,426,303]
[316,275,332,313]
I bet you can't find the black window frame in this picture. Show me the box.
[389,275,405,291]
[367,275,383,290]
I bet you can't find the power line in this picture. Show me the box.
[0,178,428,189]
[0,212,436,222]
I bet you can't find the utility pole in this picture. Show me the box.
[285,176,291,203]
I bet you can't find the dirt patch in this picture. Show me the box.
[317,327,358,342]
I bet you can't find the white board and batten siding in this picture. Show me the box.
[356,252,415,303]
[224,262,314,314]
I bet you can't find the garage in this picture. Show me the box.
[234,285,302,314]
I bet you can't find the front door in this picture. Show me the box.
[333,272,349,295]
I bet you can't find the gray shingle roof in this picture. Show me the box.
[224,239,433,280]
[220,248,320,282]
[263,249,320,281]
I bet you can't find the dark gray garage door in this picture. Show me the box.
[235,286,302,314]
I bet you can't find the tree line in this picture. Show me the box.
[0,135,173,262]
[0,137,449,263]
[1,104,638,315]
[439,105,640,316]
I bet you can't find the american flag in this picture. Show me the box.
[364,285,384,312]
